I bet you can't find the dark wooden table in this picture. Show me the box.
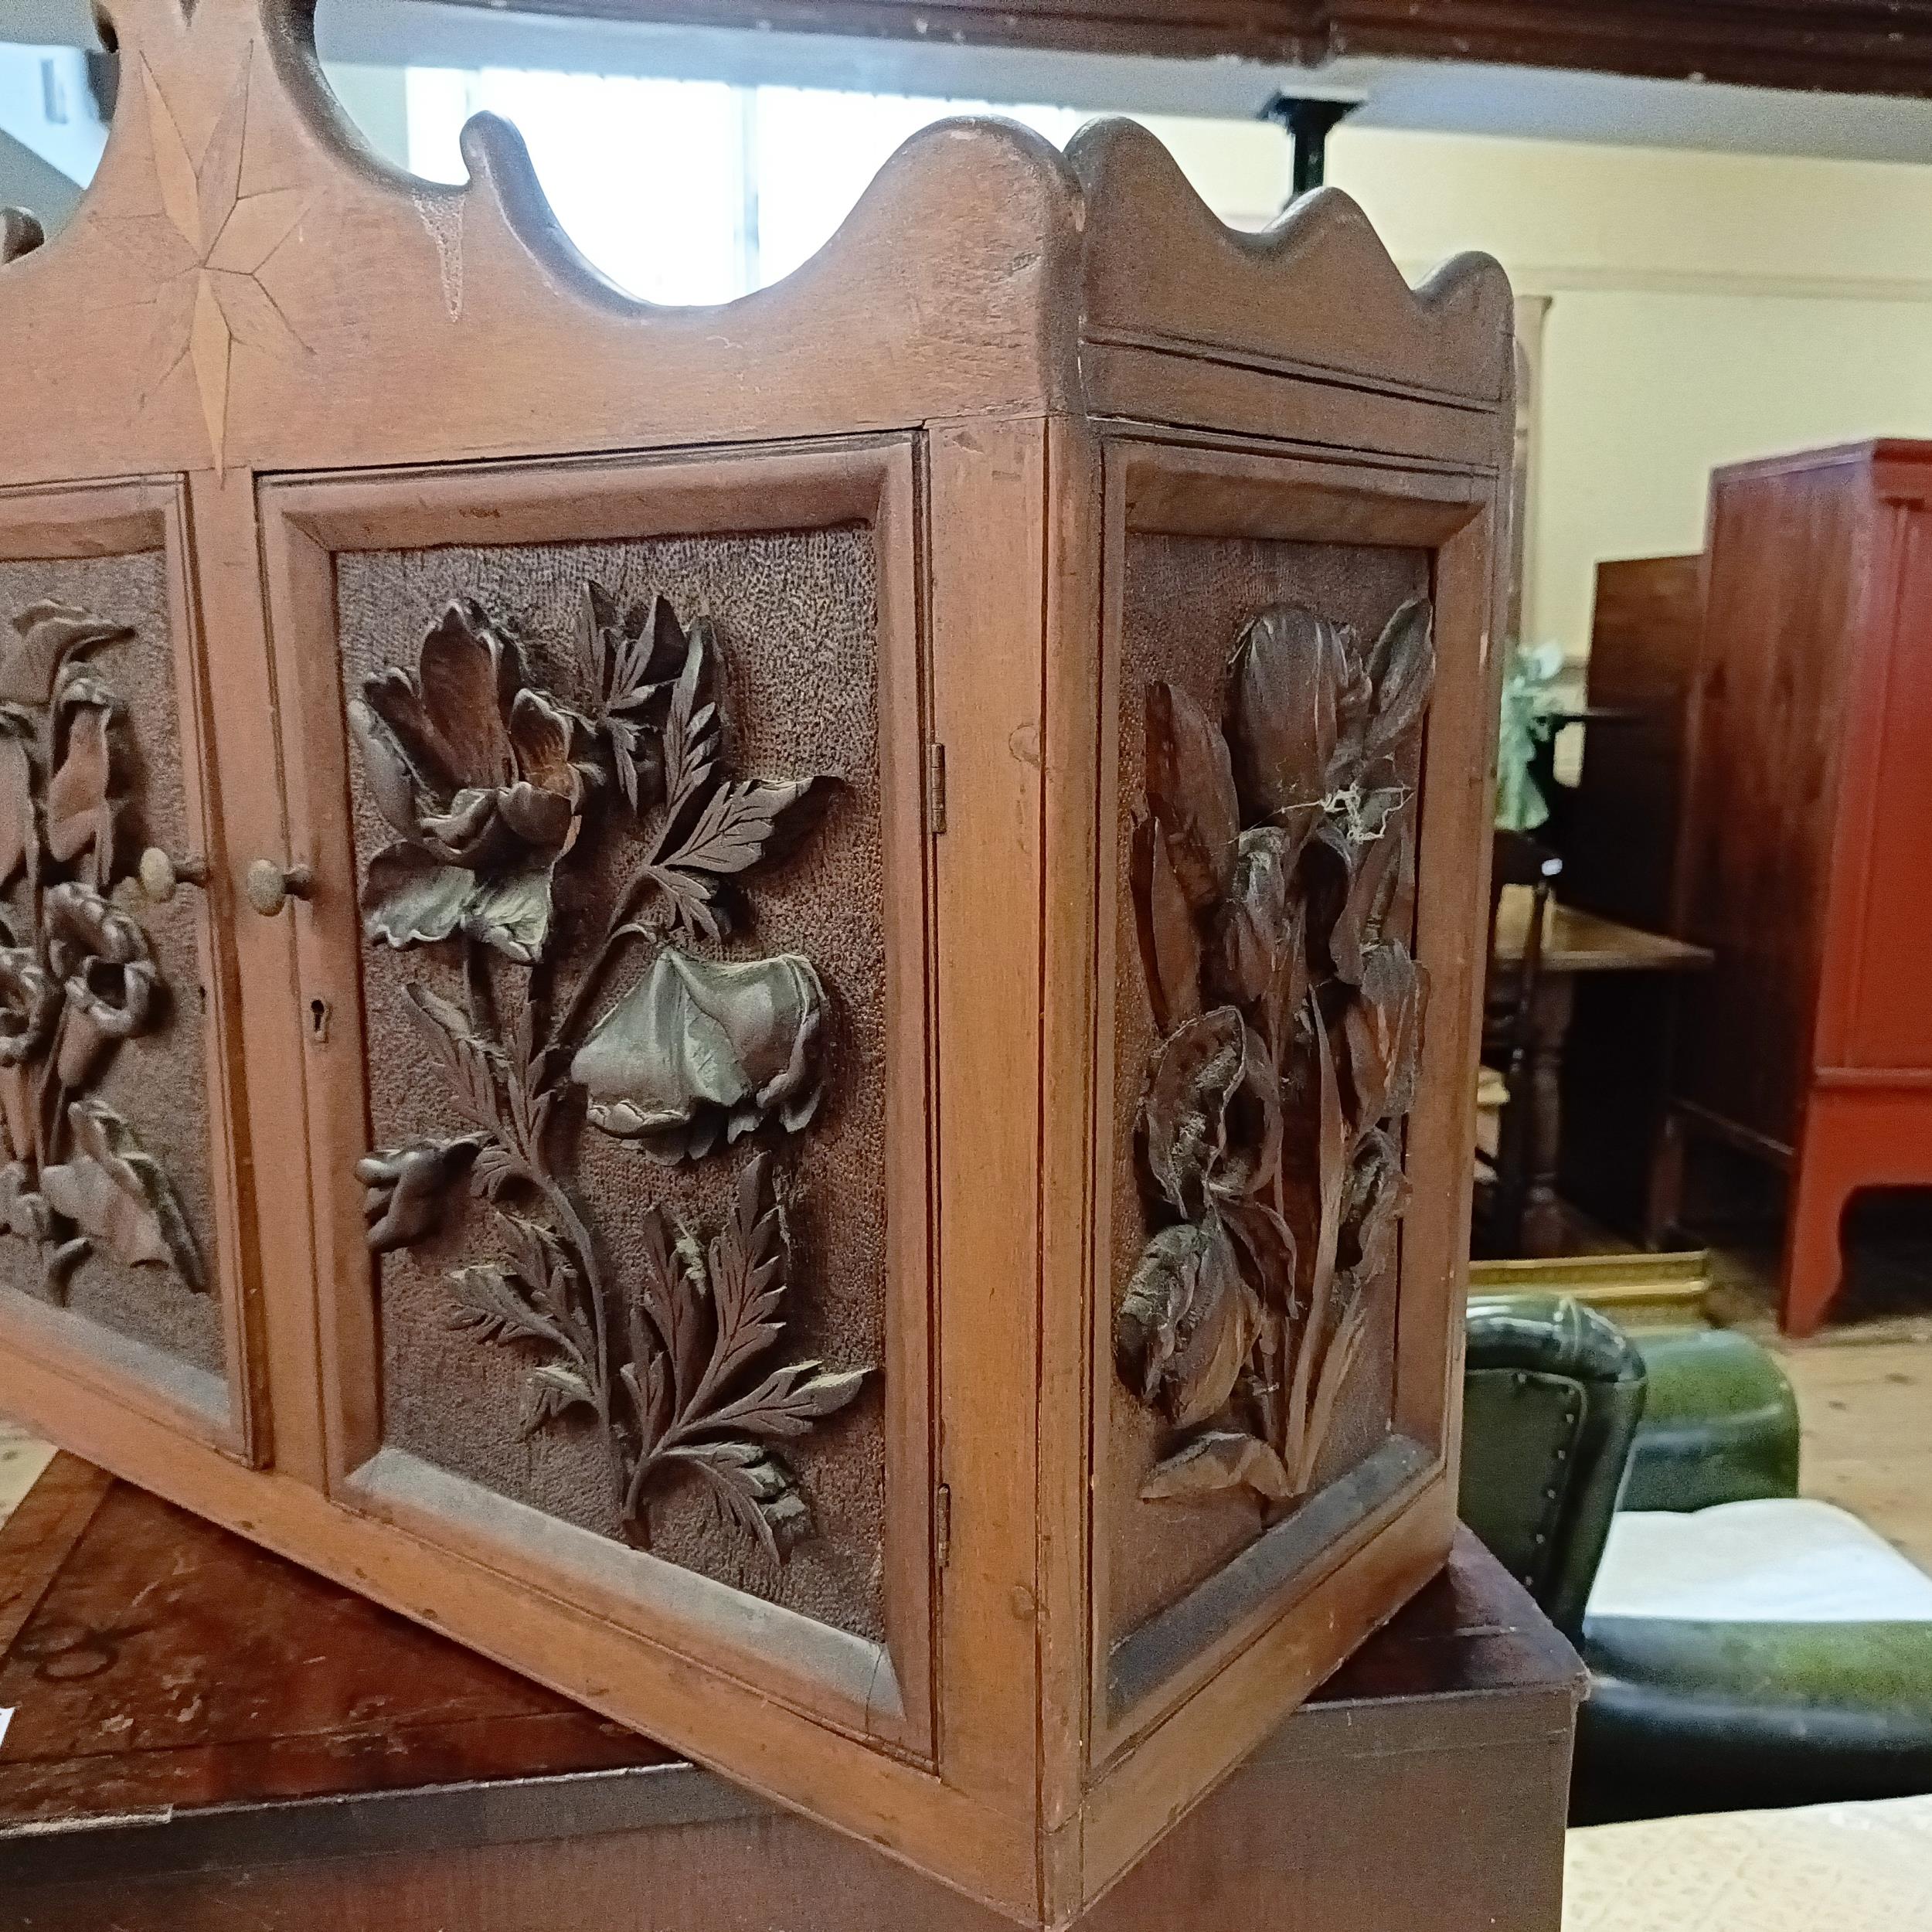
[0,1454,1583,1932]
[1491,886,1714,1255]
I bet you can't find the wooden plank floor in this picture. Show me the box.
[1771,1338,1932,1574]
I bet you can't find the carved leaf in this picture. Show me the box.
[1114,1217,1256,1430]
[519,1361,597,1438]
[668,1440,811,1564]
[1129,816,1202,1036]
[577,582,681,726]
[0,603,129,707]
[1141,1430,1294,1504]
[631,1205,706,1415]
[1226,604,1352,819]
[694,1359,868,1441]
[40,1099,203,1287]
[663,775,834,883]
[447,1259,572,1354]
[686,1151,789,1417]
[660,619,721,803]
[1145,682,1238,910]
[1281,1001,1351,1314]
[45,696,115,881]
[399,981,502,1140]
[1362,598,1436,762]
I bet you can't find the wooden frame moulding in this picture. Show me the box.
[257,437,937,1761]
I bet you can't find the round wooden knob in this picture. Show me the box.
[245,859,312,918]
[138,847,208,904]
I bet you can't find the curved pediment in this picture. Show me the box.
[1068,117,1513,410]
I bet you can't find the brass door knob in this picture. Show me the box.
[137,848,209,905]
[245,859,313,917]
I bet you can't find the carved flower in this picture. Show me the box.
[45,883,158,1087]
[41,1098,202,1287]
[1141,1006,1281,1220]
[0,601,130,709]
[1343,942,1427,1127]
[0,946,59,1070]
[571,945,826,1163]
[1225,598,1434,823]
[1115,1217,1259,1430]
[351,600,594,964]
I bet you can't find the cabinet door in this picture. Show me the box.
[259,443,937,1757]
[0,481,261,1458]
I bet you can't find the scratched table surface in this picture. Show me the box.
[0,1456,1584,1932]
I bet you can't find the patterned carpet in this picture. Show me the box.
[1566,1794,1932,1930]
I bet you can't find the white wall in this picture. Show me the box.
[1323,126,1932,655]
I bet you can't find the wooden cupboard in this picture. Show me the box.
[1672,443,1932,1334]
[0,2,1512,1920]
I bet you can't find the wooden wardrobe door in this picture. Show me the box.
[0,481,261,1460]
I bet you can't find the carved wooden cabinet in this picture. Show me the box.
[0,3,1511,1922]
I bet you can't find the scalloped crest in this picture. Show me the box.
[0,2,1509,484]
[1067,117,1513,408]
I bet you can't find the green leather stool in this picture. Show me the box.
[1460,1294,1932,1824]
[1621,1325,1801,1512]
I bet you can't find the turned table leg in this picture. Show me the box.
[1518,976,1575,1258]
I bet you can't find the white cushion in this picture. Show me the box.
[1587,1498,1932,1623]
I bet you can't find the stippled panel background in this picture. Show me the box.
[336,529,891,1642]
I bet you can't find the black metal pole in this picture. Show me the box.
[1259,94,1359,201]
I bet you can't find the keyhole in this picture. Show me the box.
[308,998,331,1044]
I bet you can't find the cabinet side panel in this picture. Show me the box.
[1838,502,1932,1072]
[1677,464,1868,1149]
[1105,532,1429,1645]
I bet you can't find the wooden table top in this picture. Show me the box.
[0,1456,1580,1850]
[1492,885,1715,976]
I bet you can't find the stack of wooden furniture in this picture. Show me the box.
[1582,445,1932,1334]
[1667,442,1932,1334]
[0,0,1519,1920]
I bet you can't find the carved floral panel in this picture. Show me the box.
[338,532,889,1640]
[1107,534,1434,1644]
[0,552,222,1387]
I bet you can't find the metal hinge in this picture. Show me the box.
[926,741,947,834]
[935,1483,952,1569]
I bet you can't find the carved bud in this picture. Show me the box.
[357,1137,482,1253]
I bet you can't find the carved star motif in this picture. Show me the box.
[139,46,308,467]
